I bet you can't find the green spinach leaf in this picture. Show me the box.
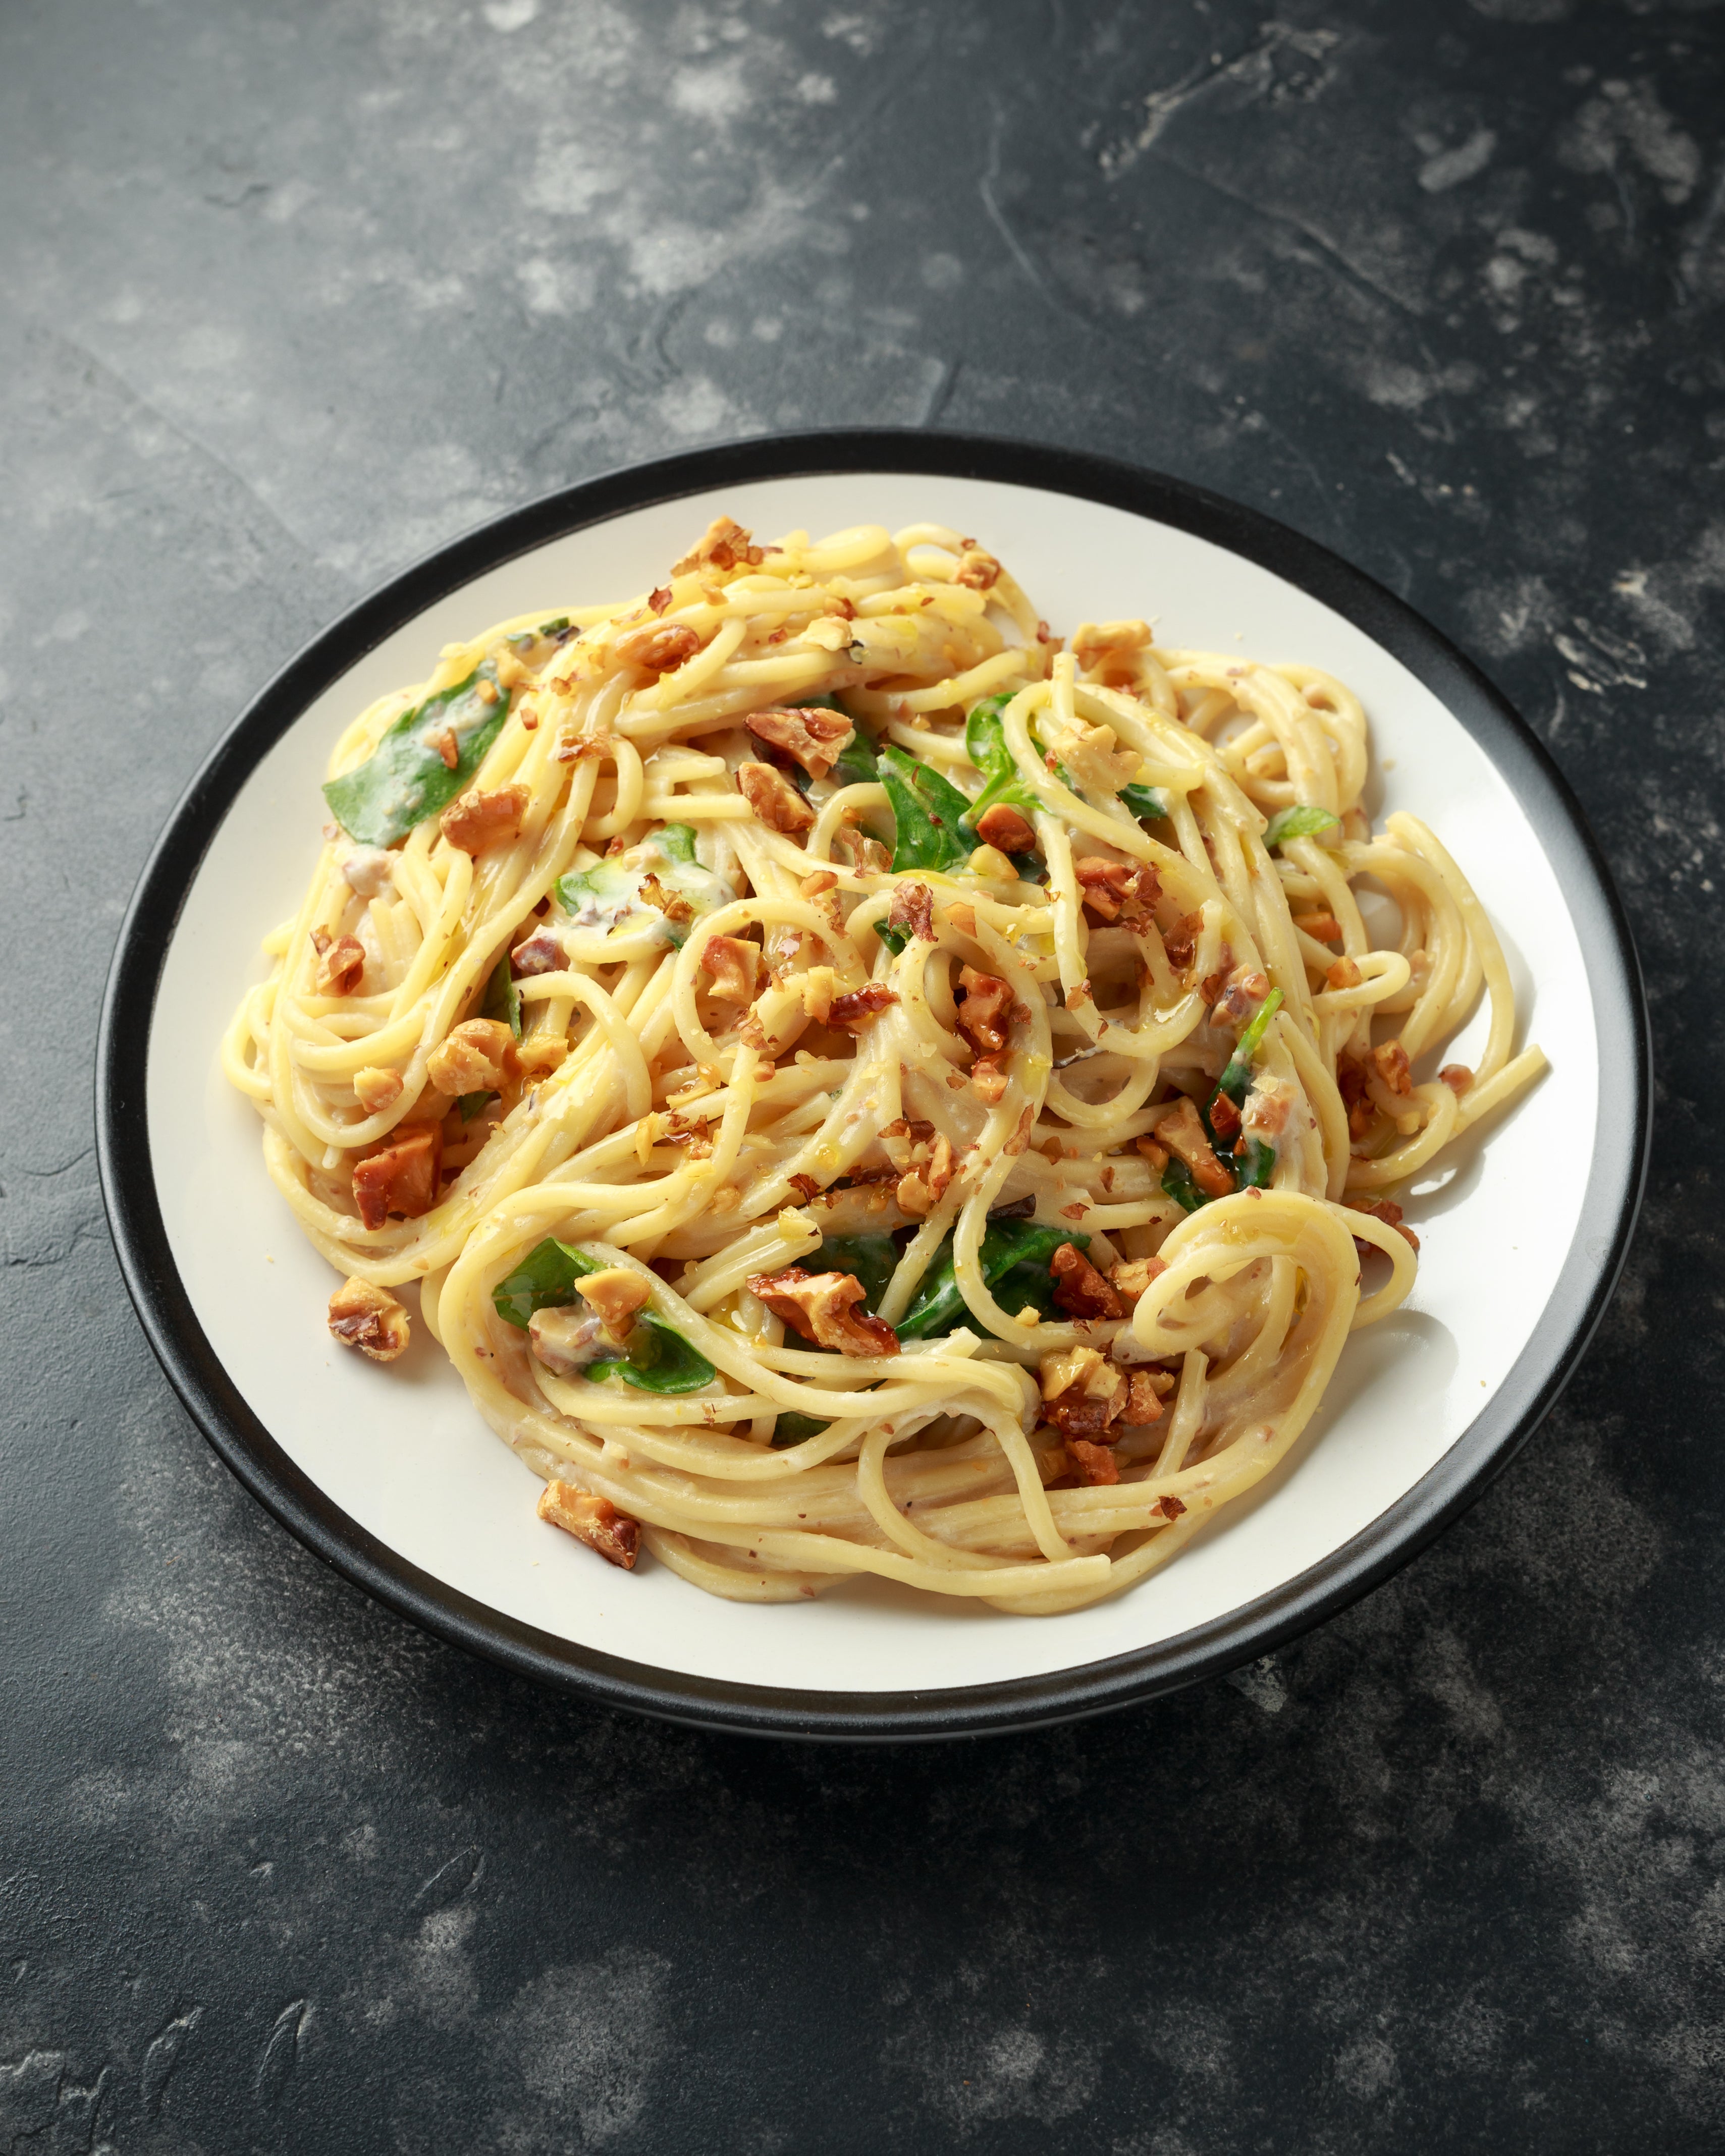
[480,951,522,1039]
[1120,782,1172,823]
[585,1310,717,1394]
[492,1236,604,1330]
[878,746,975,873]
[1213,987,1283,1108]
[324,664,512,847]
[898,1217,1090,1340]
[961,695,1043,833]
[1263,804,1341,850]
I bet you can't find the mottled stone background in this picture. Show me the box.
[3,0,1721,2149]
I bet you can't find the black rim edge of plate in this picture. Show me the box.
[95,427,1652,1745]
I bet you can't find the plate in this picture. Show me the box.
[96,432,1649,1741]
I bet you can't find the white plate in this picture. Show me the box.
[98,435,1648,1740]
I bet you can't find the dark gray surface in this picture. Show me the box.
[3,0,1720,2148]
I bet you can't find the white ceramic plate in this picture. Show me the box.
[98,434,1647,1740]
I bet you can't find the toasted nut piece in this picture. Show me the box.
[970,1054,1008,1104]
[737,760,815,835]
[316,935,366,995]
[517,1034,568,1077]
[1326,955,1363,990]
[745,704,856,778]
[1040,1344,1112,1401]
[1371,1037,1413,1098]
[672,515,764,576]
[427,1018,516,1096]
[1153,1492,1188,1521]
[1050,1243,1124,1319]
[440,785,529,854]
[827,984,898,1031]
[1070,620,1152,683]
[833,825,892,875]
[354,1066,404,1114]
[895,1132,956,1219]
[573,1266,652,1337]
[888,881,934,944]
[1124,1369,1168,1425]
[974,803,1037,855]
[799,869,838,898]
[953,546,1001,590]
[537,1479,640,1570]
[1108,1254,1167,1305]
[615,621,701,673]
[1066,1437,1120,1485]
[1293,911,1343,943]
[327,1277,410,1361]
[747,1267,900,1357]
[1440,1063,1474,1095]
[1209,1090,1243,1142]
[1211,964,1270,1031]
[1073,856,1160,925]
[955,966,1013,1056]
[1136,1133,1170,1171]
[351,1123,441,1228]
[699,934,760,1004]
[799,965,836,1024]
[1157,1095,1233,1198]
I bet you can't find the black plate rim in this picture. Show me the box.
[95,426,1651,1743]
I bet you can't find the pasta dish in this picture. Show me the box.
[225,512,1545,1614]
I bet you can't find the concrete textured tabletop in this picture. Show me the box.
[3,2,1720,2150]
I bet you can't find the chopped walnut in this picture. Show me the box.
[353,1066,403,1115]
[1211,964,1270,1031]
[1073,856,1160,926]
[1050,1243,1124,1319]
[1209,1090,1243,1142]
[1158,1095,1233,1198]
[1440,1064,1474,1096]
[537,1479,640,1570]
[745,704,856,778]
[799,869,838,898]
[1136,1132,1170,1172]
[1041,1392,1117,1442]
[517,1035,568,1078]
[512,924,568,977]
[737,760,816,835]
[574,1266,653,1337]
[953,546,1002,590]
[1108,1254,1167,1305]
[974,802,1037,854]
[971,1055,1008,1104]
[746,1267,900,1357]
[316,936,366,995]
[833,824,891,874]
[637,872,694,926]
[827,984,898,1031]
[699,934,760,1003]
[1153,1493,1188,1522]
[327,1277,410,1361]
[1070,620,1152,683]
[1326,955,1363,990]
[955,966,1013,1056]
[1040,1344,1121,1403]
[1242,1076,1296,1141]
[440,785,529,854]
[615,621,701,674]
[888,881,934,944]
[427,1018,516,1096]
[352,1123,441,1228]
[671,516,764,577]
[1123,1370,1167,1425]
[895,1131,957,1219]
[1336,1053,1376,1139]
[1372,1037,1414,1098]
[1161,911,1203,972]
[1065,1437,1120,1485]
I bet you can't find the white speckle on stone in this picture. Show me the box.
[1419,127,1497,193]
[483,0,538,28]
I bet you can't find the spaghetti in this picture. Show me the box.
[224,514,1546,1614]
